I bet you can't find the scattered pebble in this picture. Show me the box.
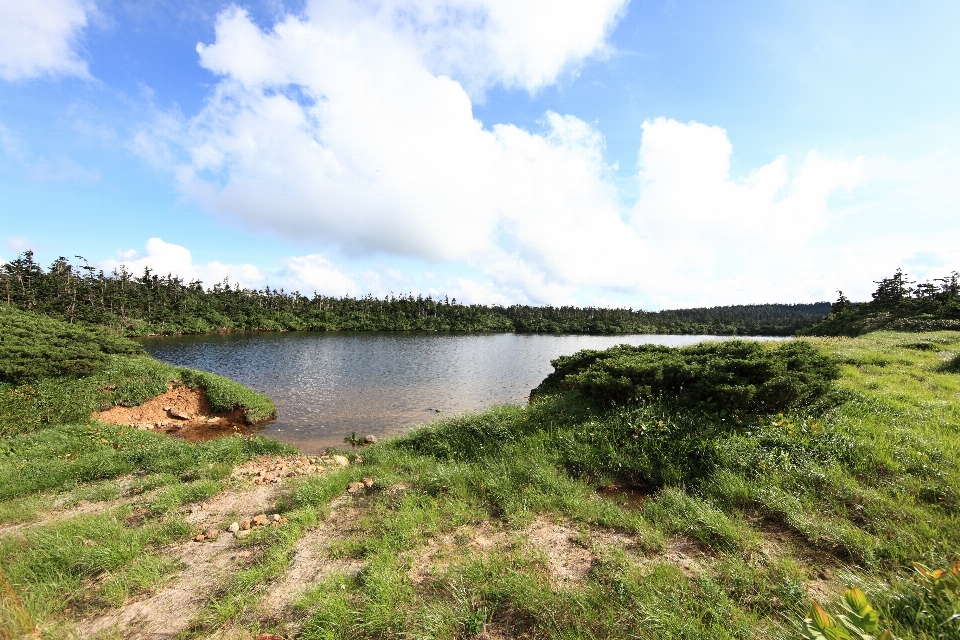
[347,481,366,494]
[228,522,240,533]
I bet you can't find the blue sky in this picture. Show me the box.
[1,0,958,309]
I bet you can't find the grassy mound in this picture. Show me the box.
[0,306,142,384]
[0,308,275,438]
[531,339,840,414]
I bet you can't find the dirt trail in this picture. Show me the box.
[73,532,239,640]
[70,470,292,639]
[61,454,354,639]
[259,498,362,616]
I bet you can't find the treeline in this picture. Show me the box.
[800,269,960,336]
[1,252,829,336]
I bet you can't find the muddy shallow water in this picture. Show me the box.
[140,331,784,453]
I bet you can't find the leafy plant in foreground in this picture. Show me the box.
[802,588,895,640]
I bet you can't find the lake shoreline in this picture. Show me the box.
[140,331,790,452]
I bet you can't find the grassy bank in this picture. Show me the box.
[0,306,275,439]
[2,321,959,638]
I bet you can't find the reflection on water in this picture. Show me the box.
[140,332,783,453]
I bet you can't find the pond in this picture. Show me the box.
[140,332,784,453]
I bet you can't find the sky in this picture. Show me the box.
[1,0,958,309]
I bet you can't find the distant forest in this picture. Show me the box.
[800,269,960,336]
[1,252,830,336]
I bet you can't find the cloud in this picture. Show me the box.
[5,235,36,254]
[140,4,884,308]
[627,118,867,306]
[279,254,359,296]
[142,4,641,301]
[100,238,265,290]
[0,0,93,81]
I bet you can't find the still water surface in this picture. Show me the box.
[141,332,781,452]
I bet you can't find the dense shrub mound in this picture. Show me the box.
[531,339,839,413]
[0,306,142,384]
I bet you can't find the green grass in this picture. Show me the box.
[3,330,960,639]
[0,509,190,620]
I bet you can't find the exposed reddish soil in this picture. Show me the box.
[94,384,253,442]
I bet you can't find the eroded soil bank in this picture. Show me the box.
[95,384,267,442]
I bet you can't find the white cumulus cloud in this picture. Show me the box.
[141,2,640,303]
[100,238,265,290]
[0,0,93,81]
[628,118,867,306]
[140,3,880,308]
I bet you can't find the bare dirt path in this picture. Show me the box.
[259,498,362,617]
[70,470,293,639]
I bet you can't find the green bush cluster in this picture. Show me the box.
[0,306,141,384]
[531,339,840,414]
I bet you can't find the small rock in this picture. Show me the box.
[271,513,282,522]
[363,434,378,444]
[228,522,240,533]
[203,528,219,539]
[240,519,252,530]
[253,514,269,526]
[362,477,375,488]
[347,481,366,494]
[332,455,350,467]
[168,407,192,420]
[194,534,206,542]
[206,416,221,424]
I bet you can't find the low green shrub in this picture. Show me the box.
[0,306,141,384]
[531,339,839,414]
